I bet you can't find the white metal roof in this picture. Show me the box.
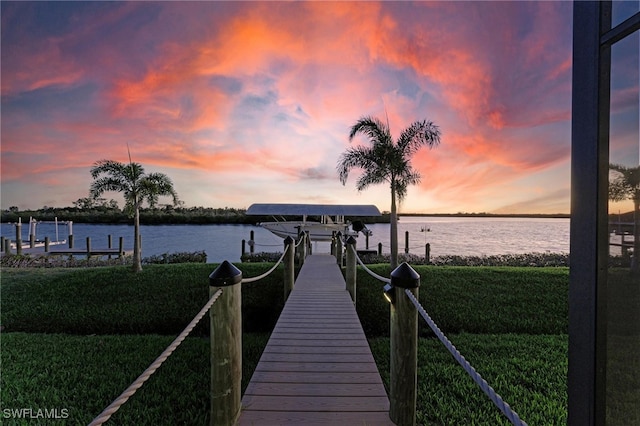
[246,203,381,216]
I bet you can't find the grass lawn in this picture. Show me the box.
[1,262,573,424]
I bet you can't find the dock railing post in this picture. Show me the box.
[108,235,112,260]
[15,221,22,255]
[4,238,10,254]
[284,236,295,301]
[297,231,306,267]
[249,230,255,254]
[378,242,382,256]
[405,231,409,254]
[209,261,243,426]
[118,237,124,259]
[336,232,343,266]
[45,237,50,252]
[331,231,336,256]
[86,237,92,259]
[389,262,420,426]
[345,236,357,305]
[306,230,312,255]
[0,236,4,252]
[425,243,431,264]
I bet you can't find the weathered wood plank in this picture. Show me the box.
[244,382,388,397]
[241,395,390,412]
[257,352,376,364]
[237,410,393,424]
[254,361,380,373]
[247,371,385,384]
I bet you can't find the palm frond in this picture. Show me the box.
[90,160,128,179]
[89,176,130,198]
[397,120,441,156]
[348,116,392,146]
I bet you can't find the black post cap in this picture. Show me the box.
[209,260,242,287]
[346,236,357,245]
[390,262,420,288]
[284,236,294,244]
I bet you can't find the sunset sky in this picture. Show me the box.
[1,2,638,214]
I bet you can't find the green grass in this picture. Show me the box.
[1,332,269,425]
[355,265,569,337]
[369,334,568,425]
[1,263,574,425]
[1,263,286,335]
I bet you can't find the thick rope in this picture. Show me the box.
[350,245,391,284]
[294,235,306,247]
[241,245,289,283]
[403,289,528,426]
[89,288,224,426]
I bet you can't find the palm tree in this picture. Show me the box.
[338,116,441,268]
[609,163,640,272]
[90,159,179,272]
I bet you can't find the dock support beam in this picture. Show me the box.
[209,262,243,426]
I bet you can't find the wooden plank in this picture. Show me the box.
[265,339,369,347]
[260,345,372,355]
[257,352,375,364]
[254,361,380,373]
[247,371,385,384]
[237,410,393,424]
[241,395,390,412]
[244,382,388,397]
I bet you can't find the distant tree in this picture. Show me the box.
[609,163,640,272]
[90,159,179,272]
[8,206,19,213]
[338,116,441,268]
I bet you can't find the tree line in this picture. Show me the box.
[1,202,389,226]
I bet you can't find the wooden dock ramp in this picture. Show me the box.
[238,254,393,425]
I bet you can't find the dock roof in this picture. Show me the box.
[246,203,381,216]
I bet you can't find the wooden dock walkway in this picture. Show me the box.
[238,254,392,425]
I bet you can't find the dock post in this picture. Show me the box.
[68,221,74,248]
[306,230,312,255]
[0,236,4,252]
[336,232,343,266]
[283,236,295,301]
[4,238,10,254]
[330,231,336,256]
[389,262,420,426]
[86,237,92,259]
[345,236,357,305]
[378,242,382,256]
[425,243,431,264]
[405,231,409,254]
[108,235,112,259]
[29,219,36,248]
[250,230,255,254]
[15,221,22,255]
[366,232,370,250]
[241,239,246,257]
[118,237,124,258]
[297,232,306,267]
[209,261,243,426]
[44,237,50,252]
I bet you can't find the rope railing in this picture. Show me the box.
[349,245,391,284]
[403,289,528,426]
[241,245,290,283]
[89,288,224,426]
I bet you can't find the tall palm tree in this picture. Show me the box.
[609,163,640,272]
[338,116,441,268]
[90,159,179,272]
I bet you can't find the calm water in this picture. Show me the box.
[1,216,570,263]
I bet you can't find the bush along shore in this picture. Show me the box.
[1,259,573,425]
